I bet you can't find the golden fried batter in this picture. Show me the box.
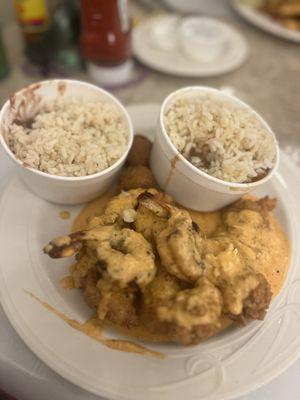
[44,189,286,344]
[96,278,138,328]
[45,224,156,288]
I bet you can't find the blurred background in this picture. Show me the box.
[0,0,299,162]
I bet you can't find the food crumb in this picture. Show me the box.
[59,211,70,220]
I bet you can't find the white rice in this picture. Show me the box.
[8,98,129,177]
[164,95,277,183]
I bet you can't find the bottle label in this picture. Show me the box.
[117,0,130,33]
[14,0,49,32]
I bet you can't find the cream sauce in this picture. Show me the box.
[103,320,170,344]
[25,290,165,359]
[255,216,290,296]
[72,192,290,298]
[59,211,70,220]
[72,188,116,232]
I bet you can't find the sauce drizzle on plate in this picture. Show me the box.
[25,290,165,359]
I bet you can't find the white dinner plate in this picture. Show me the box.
[132,16,248,77]
[0,104,300,400]
[232,0,300,43]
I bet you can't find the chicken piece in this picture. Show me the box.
[118,165,157,191]
[96,278,138,328]
[80,267,138,328]
[126,135,152,166]
[44,225,156,288]
[82,267,101,309]
[138,192,204,282]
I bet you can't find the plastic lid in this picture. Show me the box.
[87,60,134,86]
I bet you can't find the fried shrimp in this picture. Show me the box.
[137,193,204,282]
[95,228,156,288]
[44,225,156,288]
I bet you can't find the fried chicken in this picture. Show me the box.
[81,267,139,328]
[138,193,204,282]
[45,223,156,289]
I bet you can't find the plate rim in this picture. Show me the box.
[231,0,300,43]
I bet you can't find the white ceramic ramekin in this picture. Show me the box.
[150,86,280,211]
[0,79,133,205]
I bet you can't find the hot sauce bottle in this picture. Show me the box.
[80,0,133,86]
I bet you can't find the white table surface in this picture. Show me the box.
[1,144,300,400]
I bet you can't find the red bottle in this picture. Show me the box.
[80,0,132,85]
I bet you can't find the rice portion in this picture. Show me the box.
[164,96,276,183]
[8,98,129,177]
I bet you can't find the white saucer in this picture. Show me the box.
[133,15,249,77]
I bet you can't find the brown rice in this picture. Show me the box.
[8,98,129,177]
[164,95,276,183]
